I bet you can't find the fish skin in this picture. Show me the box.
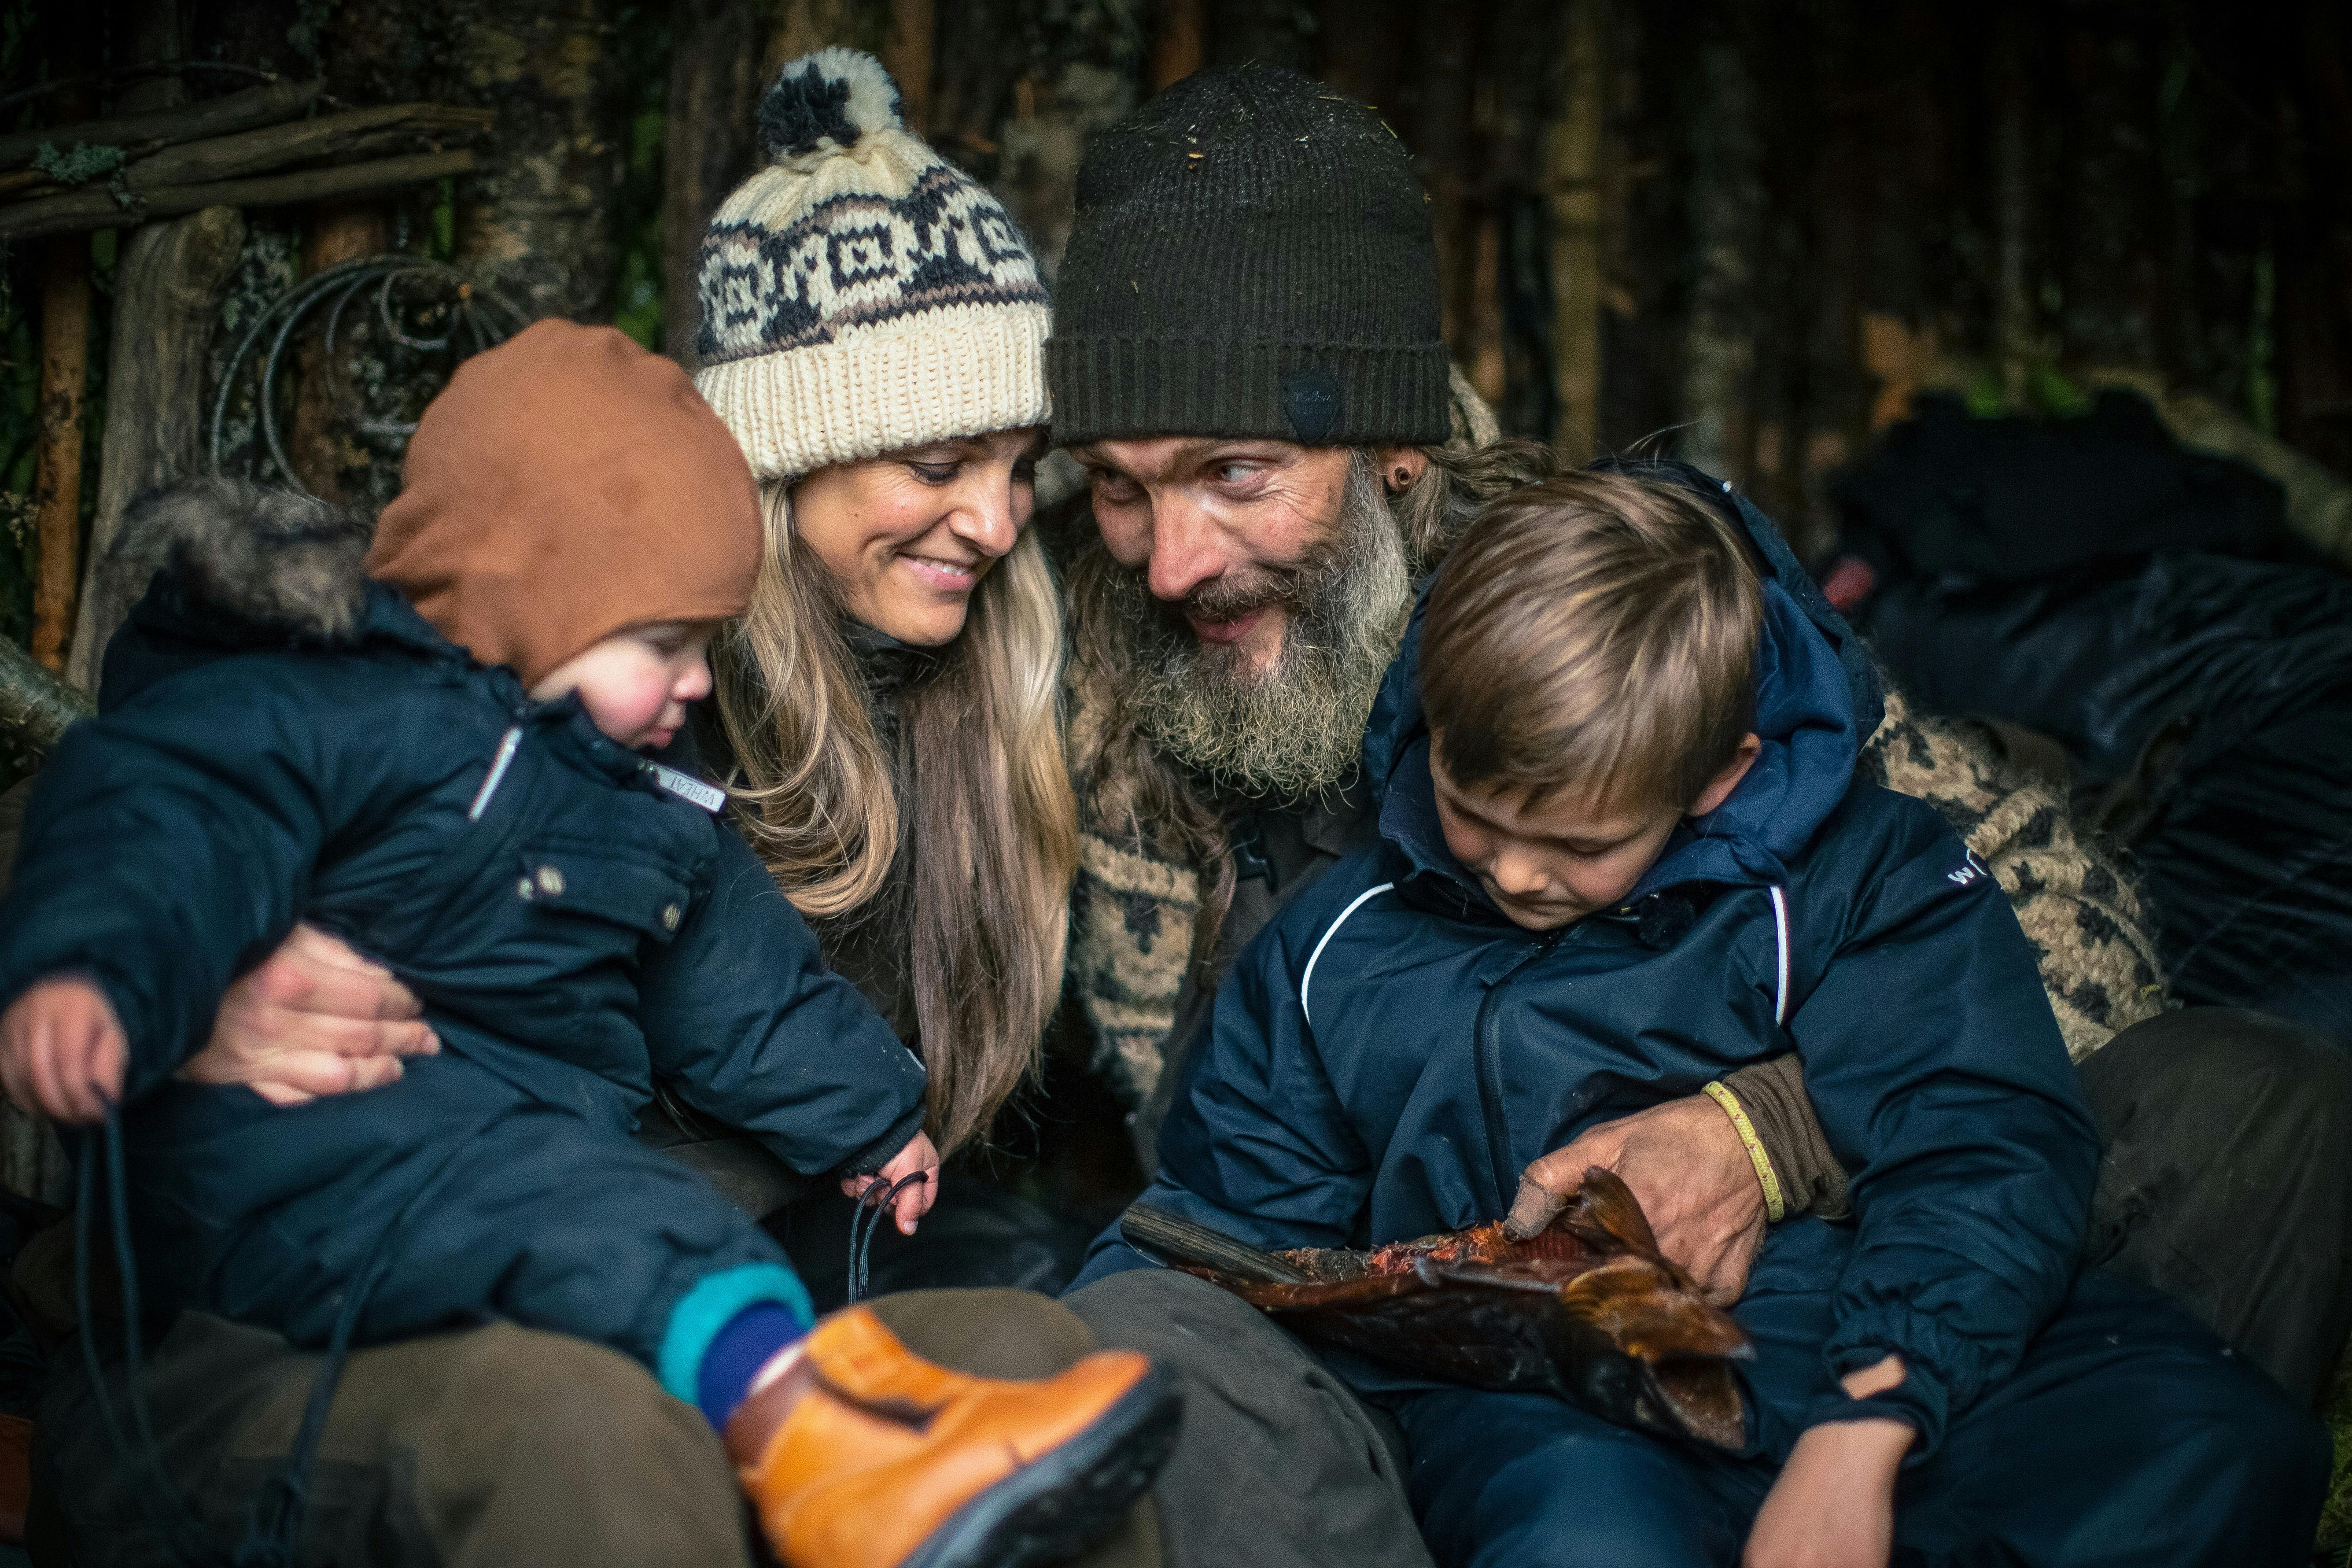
[1119,1168,1751,1448]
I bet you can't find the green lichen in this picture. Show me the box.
[30,140,126,187]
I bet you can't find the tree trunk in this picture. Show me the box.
[450,0,629,322]
[1148,0,1203,93]
[289,202,393,502]
[884,0,936,133]
[1681,11,1763,481]
[1990,0,2035,408]
[664,0,763,365]
[69,206,248,694]
[29,240,90,671]
[988,3,1144,284]
[763,0,885,81]
[1544,0,1608,458]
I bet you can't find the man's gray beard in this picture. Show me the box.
[1109,453,1412,799]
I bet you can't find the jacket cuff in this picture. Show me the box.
[1800,1372,1948,1463]
[1722,1054,1849,1221]
[837,1103,927,1178]
[1818,1304,1988,1461]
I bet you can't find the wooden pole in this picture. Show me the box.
[1991,0,2034,409]
[29,239,90,672]
[289,201,392,500]
[70,206,247,694]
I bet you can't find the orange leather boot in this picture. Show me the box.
[728,1306,1180,1568]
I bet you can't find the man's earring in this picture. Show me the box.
[1392,467,1412,490]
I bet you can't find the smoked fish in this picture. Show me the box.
[1119,1168,1751,1448]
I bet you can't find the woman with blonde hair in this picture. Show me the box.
[691,44,1076,1161]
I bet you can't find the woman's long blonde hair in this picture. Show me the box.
[714,480,1078,1156]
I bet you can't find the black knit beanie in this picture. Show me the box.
[1047,64,1452,449]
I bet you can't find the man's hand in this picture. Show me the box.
[1743,1355,1911,1568]
[178,925,437,1106]
[842,1132,941,1236]
[1504,1094,1767,1302]
[0,978,126,1124]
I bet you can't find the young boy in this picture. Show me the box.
[1077,462,2323,1567]
[0,322,1173,1568]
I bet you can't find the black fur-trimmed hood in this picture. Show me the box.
[107,477,378,644]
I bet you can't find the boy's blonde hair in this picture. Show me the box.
[1422,472,1764,814]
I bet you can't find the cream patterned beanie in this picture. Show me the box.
[693,49,1051,481]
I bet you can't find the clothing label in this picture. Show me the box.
[650,763,726,813]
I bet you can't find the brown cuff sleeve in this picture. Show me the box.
[1723,1054,1851,1221]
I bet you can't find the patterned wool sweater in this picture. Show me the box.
[1069,682,2166,1115]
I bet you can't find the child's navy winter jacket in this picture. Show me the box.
[0,484,925,1393]
[1076,469,2101,1462]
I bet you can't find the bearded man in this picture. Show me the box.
[1040,73,2352,1555]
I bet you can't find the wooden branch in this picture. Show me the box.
[70,207,247,693]
[1,630,93,763]
[30,240,89,672]
[0,103,492,211]
[0,149,478,240]
[0,77,321,172]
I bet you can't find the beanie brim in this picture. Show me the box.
[1046,336,1453,450]
[697,304,1052,481]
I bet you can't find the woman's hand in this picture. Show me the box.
[1504,1095,1768,1302]
[1743,1355,1912,1568]
[843,1132,941,1235]
[0,977,126,1124]
[177,925,438,1106]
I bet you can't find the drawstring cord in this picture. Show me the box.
[843,1171,929,1306]
[77,1100,546,1568]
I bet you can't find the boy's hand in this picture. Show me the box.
[181,924,438,1106]
[843,1132,940,1236]
[0,978,127,1124]
[1743,1355,1912,1568]
[1506,1095,1766,1302]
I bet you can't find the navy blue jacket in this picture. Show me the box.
[1079,469,2098,1457]
[0,568,926,1178]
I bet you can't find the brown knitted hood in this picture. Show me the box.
[366,320,761,686]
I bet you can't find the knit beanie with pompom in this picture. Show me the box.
[692,48,1051,483]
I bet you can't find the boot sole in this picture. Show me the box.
[900,1367,1183,1568]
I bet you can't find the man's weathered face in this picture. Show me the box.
[1073,437,1417,796]
[1076,439,1357,672]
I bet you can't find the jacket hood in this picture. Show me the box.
[101,477,471,712]
[1364,458,1881,900]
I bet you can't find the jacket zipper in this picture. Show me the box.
[1472,927,1570,1215]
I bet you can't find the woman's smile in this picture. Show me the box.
[897,549,986,594]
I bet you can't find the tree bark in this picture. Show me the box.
[29,240,90,671]
[884,0,936,133]
[450,0,628,322]
[1544,0,1608,457]
[663,0,763,365]
[0,633,93,786]
[0,150,479,241]
[288,202,393,502]
[1148,0,1203,93]
[1680,11,1763,482]
[763,0,884,81]
[1990,0,2035,407]
[0,78,319,171]
[68,206,248,694]
[0,103,493,212]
